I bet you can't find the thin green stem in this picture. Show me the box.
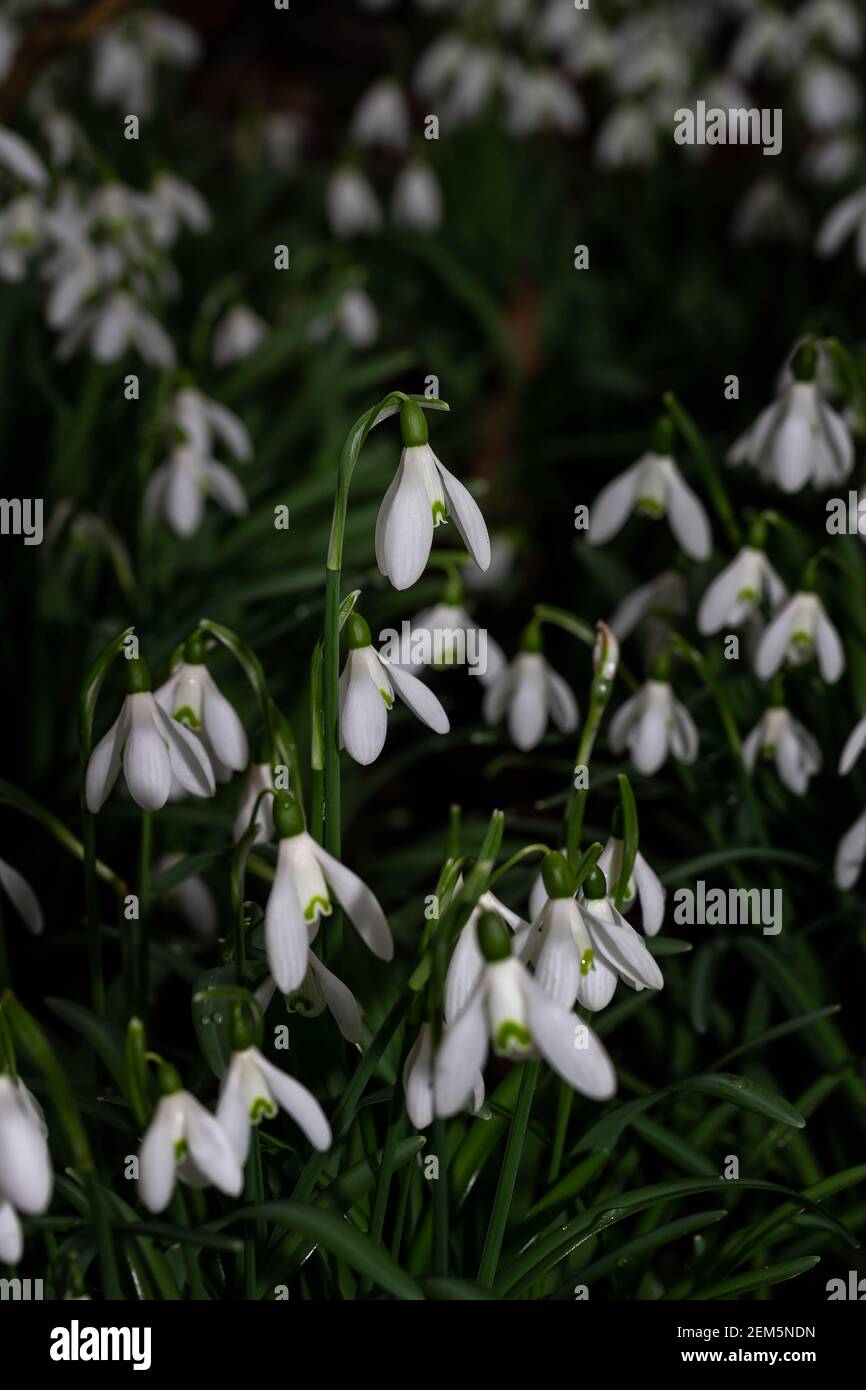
[0,894,9,994]
[84,1171,122,1300]
[478,1061,539,1288]
[244,1130,264,1298]
[136,811,152,1017]
[431,1116,449,1276]
[548,1081,574,1184]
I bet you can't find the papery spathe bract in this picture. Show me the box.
[754,591,844,684]
[742,706,822,795]
[608,677,698,776]
[216,1046,331,1164]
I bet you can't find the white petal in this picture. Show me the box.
[0,860,43,935]
[534,900,582,1008]
[0,1078,52,1213]
[546,666,579,733]
[313,842,393,961]
[307,953,364,1044]
[85,705,127,813]
[575,950,618,1011]
[433,455,491,571]
[0,1202,22,1265]
[697,552,750,634]
[339,649,389,765]
[386,660,450,734]
[379,453,434,590]
[670,698,699,764]
[814,604,845,683]
[587,463,640,546]
[585,902,664,992]
[138,1096,182,1213]
[508,655,548,751]
[631,852,666,936]
[434,992,489,1118]
[524,976,616,1100]
[257,1055,332,1151]
[123,694,172,810]
[403,1025,435,1130]
[835,810,866,890]
[608,693,639,753]
[164,456,204,537]
[152,701,215,798]
[444,916,485,1022]
[664,461,712,561]
[201,671,248,771]
[840,714,866,774]
[203,460,248,516]
[754,601,795,681]
[630,694,669,776]
[482,667,512,726]
[182,1094,243,1196]
[265,841,311,992]
[215,1055,253,1164]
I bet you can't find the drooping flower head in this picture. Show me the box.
[339,610,449,766]
[482,620,579,751]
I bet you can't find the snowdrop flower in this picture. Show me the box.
[234,762,276,844]
[403,1024,437,1130]
[595,103,657,168]
[742,706,822,795]
[609,670,698,776]
[153,853,218,939]
[731,178,807,245]
[85,657,215,813]
[797,0,862,56]
[816,185,866,270]
[387,574,505,687]
[609,570,687,663]
[138,1067,242,1214]
[339,612,449,766]
[265,794,392,994]
[144,444,247,538]
[529,854,664,1012]
[147,172,211,245]
[502,63,585,137]
[59,291,175,369]
[834,809,866,888]
[802,135,859,185]
[444,889,528,1026]
[212,304,267,367]
[174,387,252,464]
[482,622,578,752]
[0,195,43,280]
[0,1076,53,1265]
[155,640,248,781]
[587,419,711,561]
[217,1031,330,1164]
[0,857,43,935]
[391,161,443,232]
[376,399,490,591]
[435,910,616,1118]
[327,167,382,238]
[283,952,364,1045]
[727,346,853,490]
[350,80,410,150]
[754,590,844,684]
[414,37,497,128]
[697,542,786,635]
[337,288,379,349]
[92,12,200,118]
[731,11,800,81]
[0,125,47,189]
[799,59,861,130]
[597,825,666,936]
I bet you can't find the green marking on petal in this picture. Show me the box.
[791,630,813,649]
[761,741,776,759]
[379,688,394,709]
[737,587,758,603]
[249,1096,277,1125]
[431,500,448,527]
[174,1139,188,1161]
[636,497,665,519]
[173,704,201,729]
[580,948,594,976]
[287,990,315,1015]
[304,895,330,922]
[494,1020,532,1055]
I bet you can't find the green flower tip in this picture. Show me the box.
[400,399,429,448]
[477,910,512,963]
[610,805,624,840]
[157,1061,183,1096]
[542,851,576,900]
[583,865,608,900]
[520,620,544,654]
[650,415,674,457]
[346,611,372,650]
[793,341,817,382]
[184,631,206,665]
[125,655,151,694]
[273,793,304,839]
[230,1005,253,1054]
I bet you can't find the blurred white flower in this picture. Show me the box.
[816,185,866,269]
[0,125,47,189]
[57,290,176,368]
[350,79,410,150]
[174,387,252,463]
[609,679,698,776]
[0,858,43,935]
[337,287,379,348]
[728,376,853,490]
[327,167,382,238]
[799,58,861,130]
[587,450,712,561]
[483,647,578,751]
[0,1077,53,1266]
[802,135,859,184]
[281,951,364,1045]
[838,711,866,774]
[212,304,267,367]
[754,591,844,684]
[147,172,211,245]
[392,161,443,232]
[153,853,218,939]
[502,63,585,137]
[595,103,656,168]
[609,570,687,655]
[139,1084,242,1213]
[797,0,862,57]
[92,11,201,118]
[261,111,305,172]
[145,445,248,538]
[697,546,786,634]
[742,706,822,795]
[730,11,800,80]
[0,195,43,280]
[394,600,505,687]
[834,809,866,888]
[732,178,807,245]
